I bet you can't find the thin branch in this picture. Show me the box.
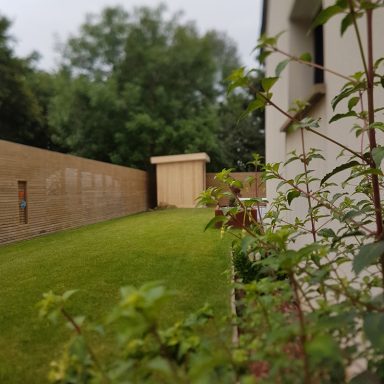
[61,308,111,384]
[271,46,355,83]
[255,91,369,163]
[348,0,369,75]
[300,128,317,242]
[270,171,376,236]
[289,272,311,384]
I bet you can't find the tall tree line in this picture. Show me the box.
[0,6,264,171]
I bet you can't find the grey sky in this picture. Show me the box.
[0,0,263,72]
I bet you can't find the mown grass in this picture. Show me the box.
[0,208,231,383]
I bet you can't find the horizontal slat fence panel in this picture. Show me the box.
[0,140,149,244]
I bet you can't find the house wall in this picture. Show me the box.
[262,3,384,376]
[0,140,149,244]
[264,0,293,201]
[265,0,384,219]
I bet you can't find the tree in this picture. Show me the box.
[49,5,257,170]
[217,75,265,171]
[0,15,50,148]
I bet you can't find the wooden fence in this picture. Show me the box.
[206,172,265,206]
[0,140,149,244]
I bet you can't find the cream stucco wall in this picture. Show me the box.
[265,0,384,220]
[263,2,384,376]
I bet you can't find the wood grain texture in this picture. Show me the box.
[156,160,206,208]
[0,140,149,244]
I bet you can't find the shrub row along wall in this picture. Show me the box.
[0,140,149,244]
[206,172,266,206]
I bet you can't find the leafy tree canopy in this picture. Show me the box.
[0,6,265,171]
[0,15,52,148]
[50,5,263,170]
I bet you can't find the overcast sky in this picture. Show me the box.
[0,0,263,72]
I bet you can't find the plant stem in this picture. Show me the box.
[348,0,369,76]
[289,272,311,384]
[255,173,266,229]
[348,2,383,240]
[365,6,384,291]
[256,91,369,163]
[271,46,355,83]
[61,308,111,384]
[305,126,367,163]
[300,128,317,242]
[271,171,375,236]
[366,8,383,240]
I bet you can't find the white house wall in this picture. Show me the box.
[265,0,384,217]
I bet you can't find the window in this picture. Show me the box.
[314,23,324,84]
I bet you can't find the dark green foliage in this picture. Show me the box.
[232,246,261,284]
[0,6,265,170]
[0,16,50,148]
[47,5,264,170]
[217,87,265,170]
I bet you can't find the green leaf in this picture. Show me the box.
[356,167,383,177]
[306,333,341,362]
[353,241,384,275]
[258,49,272,64]
[374,57,384,70]
[287,190,301,206]
[227,78,248,94]
[372,147,384,168]
[336,0,348,8]
[320,160,360,186]
[227,67,245,82]
[62,289,78,301]
[204,215,227,231]
[241,236,255,255]
[331,84,365,111]
[329,111,357,123]
[312,5,344,29]
[363,312,384,350]
[318,228,336,238]
[289,117,320,133]
[348,96,360,111]
[299,52,312,62]
[350,371,381,384]
[257,31,285,48]
[342,210,361,221]
[147,357,172,375]
[261,77,278,92]
[341,13,354,36]
[360,1,383,10]
[275,59,290,77]
[370,122,384,131]
[239,98,266,120]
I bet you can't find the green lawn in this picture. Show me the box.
[0,208,231,383]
